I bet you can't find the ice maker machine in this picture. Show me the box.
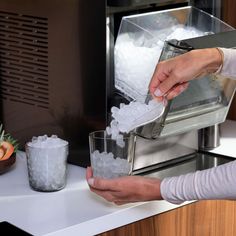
[113,6,236,172]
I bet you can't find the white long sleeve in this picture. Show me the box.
[218,48,236,79]
[160,160,236,204]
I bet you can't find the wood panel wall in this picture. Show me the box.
[98,200,236,236]
[222,0,236,120]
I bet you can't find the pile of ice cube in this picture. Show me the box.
[28,134,68,148]
[115,26,204,102]
[108,99,165,134]
[26,135,68,191]
[91,150,131,179]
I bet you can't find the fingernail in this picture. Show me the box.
[88,178,94,186]
[154,88,163,97]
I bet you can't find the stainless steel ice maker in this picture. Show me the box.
[114,6,236,172]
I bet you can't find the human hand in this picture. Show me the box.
[86,167,163,205]
[149,48,223,100]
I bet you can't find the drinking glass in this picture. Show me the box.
[25,137,68,192]
[89,130,135,179]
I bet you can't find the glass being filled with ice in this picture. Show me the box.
[89,130,135,179]
[25,135,69,192]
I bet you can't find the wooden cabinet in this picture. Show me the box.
[227,96,236,121]
[98,200,236,236]
[223,0,236,121]
[222,0,236,28]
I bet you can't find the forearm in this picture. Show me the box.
[184,48,236,80]
[160,160,236,204]
[194,47,236,78]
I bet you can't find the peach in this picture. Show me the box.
[0,141,14,161]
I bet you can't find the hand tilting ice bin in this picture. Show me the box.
[115,6,236,138]
[115,6,234,105]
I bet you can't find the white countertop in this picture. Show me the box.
[1,120,236,236]
[0,152,189,236]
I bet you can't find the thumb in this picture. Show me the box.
[150,60,179,98]
[88,177,115,191]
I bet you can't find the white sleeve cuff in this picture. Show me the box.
[217,48,236,79]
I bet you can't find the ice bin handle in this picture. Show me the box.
[135,39,193,139]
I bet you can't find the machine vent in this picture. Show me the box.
[0,11,49,109]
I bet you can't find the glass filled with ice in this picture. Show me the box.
[89,130,135,179]
[25,135,69,192]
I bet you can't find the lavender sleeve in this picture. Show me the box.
[218,48,236,79]
[160,160,236,204]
